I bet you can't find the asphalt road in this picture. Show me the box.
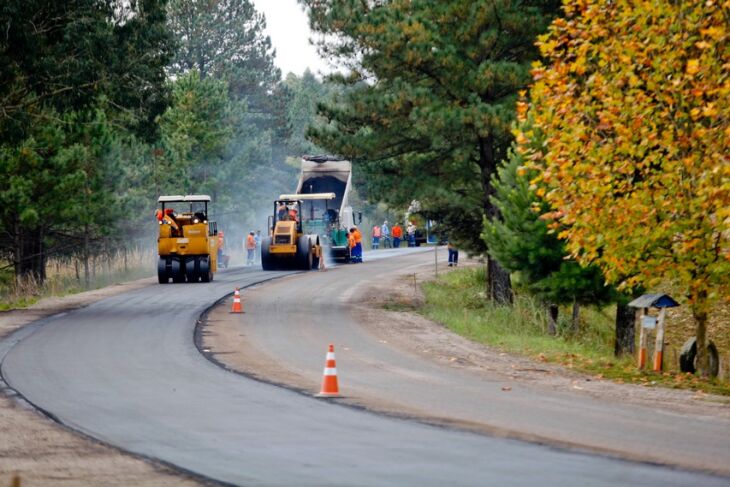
[1,249,727,486]
[229,249,730,475]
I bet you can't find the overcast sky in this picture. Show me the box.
[251,0,334,77]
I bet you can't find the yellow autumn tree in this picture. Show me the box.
[525,0,729,376]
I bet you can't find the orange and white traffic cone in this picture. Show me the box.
[316,344,340,397]
[231,287,243,313]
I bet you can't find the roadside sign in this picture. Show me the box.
[641,315,657,329]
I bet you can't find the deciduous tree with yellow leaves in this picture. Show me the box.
[523,0,729,376]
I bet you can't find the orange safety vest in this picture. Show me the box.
[372,226,381,237]
[353,229,362,244]
[218,234,224,249]
[347,233,356,248]
[392,225,402,238]
[246,234,256,250]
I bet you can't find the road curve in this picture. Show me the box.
[217,249,730,476]
[0,255,727,486]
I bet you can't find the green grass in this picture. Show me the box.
[420,267,730,396]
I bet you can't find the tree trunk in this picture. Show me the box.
[487,256,512,305]
[571,301,580,333]
[614,301,636,356]
[16,226,46,284]
[478,134,513,305]
[83,224,91,289]
[547,304,558,335]
[692,288,710,377]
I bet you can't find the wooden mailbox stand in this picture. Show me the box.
[628,294,679,372]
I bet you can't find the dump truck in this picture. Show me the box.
[260,195,326,270]
[156,195,218,283]
[295,155,358,262]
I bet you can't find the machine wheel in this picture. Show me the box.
[171,257,184,283]
[200,255,213,282]
[157,257,169,284]
[261,237,275,271]
[296,236,313,270]
[186,257,199,282]
[679,337,719,376]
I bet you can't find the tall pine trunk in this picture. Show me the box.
[16,225,46,284]
[480,135,512,305]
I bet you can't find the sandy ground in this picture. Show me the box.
[202,257,730,439]
[0,278,205,487]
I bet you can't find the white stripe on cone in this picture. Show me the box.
[323,367,337,375]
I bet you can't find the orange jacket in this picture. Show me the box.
[246,234,256,250]
[347,233,356,248]
[392,225,403,238]
[352,229,362,244]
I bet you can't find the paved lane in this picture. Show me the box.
[228,249,730,476]
[1,261,727,486]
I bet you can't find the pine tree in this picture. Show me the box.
[301,0,561,303]
[484,141,612,334]
[0,0,173,283]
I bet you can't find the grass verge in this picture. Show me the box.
[0,248,155,310]
[420,267,730,396]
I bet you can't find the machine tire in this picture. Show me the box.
[186,257,199,282]
[296,235,312,270]
[261,237,275,271]
[199,256,212,282]
[157,257,169,284]
[171,257,184,283]
[679,337,719,376]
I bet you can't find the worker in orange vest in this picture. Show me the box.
[391,223,403,248]
[350,226,363,263]
[346,230,356,263]
[245,231,256,266]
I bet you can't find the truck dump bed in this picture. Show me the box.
[297,156,354,261]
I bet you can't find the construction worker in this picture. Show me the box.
[254,230,262,263]
[346,230,356,263]
[391,222,403,248]
[372,224,381,250]
[288,206,298,222]
[407,222,417,247]
[217,230,225,267]
[350,226,363,263]
[246,231,256,266]
[277,202,288,221]
[381,220,391,248]
[448,241,459,267]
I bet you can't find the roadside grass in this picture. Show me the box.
[420,266,730,396]
[0,248,155,310]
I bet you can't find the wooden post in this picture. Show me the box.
[434,242,438,277]
[652,307,667,372]
[638,308,649,369]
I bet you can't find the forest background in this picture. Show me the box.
[1,0,727,377]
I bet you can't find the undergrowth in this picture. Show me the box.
[0,248,155,310]
[420,266,730,396]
